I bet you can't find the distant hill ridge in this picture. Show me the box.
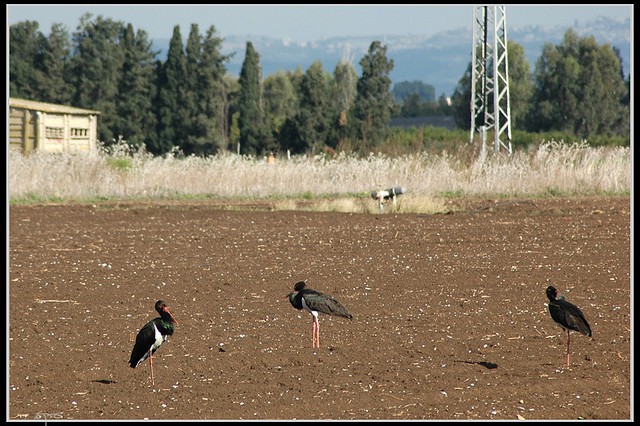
[152,15,630,96]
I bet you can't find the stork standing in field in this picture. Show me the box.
[371,186,405,211]
[546,286,592,366]
[287,281,353,349]
[129,300,178,386]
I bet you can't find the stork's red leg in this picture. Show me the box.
[566,330,571,366]
[311,317,320,348]
[311,318,317,348]
[149,350,155,386]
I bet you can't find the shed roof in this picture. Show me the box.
[9,97,101,115]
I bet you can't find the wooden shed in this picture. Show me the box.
[9,98,101,155]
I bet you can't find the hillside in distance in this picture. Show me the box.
[152,15,630,97]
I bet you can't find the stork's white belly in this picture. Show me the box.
[152,324,165,351]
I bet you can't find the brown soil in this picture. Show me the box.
[8,196,631,420]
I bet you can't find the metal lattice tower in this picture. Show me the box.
[470,5,512,154]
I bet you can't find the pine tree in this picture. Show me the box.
[115,23,158,149]
[9,20,46,100]
[38,23,73,105]
[70,13,125,143]
[237,41,268,156]
[289,61,330,154]
[223,75,242,152]
[193,25,230,155]
[181,24,202,154]
[352,41,394,151]
[155,25,187,154]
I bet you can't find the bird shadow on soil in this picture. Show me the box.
[455,360,499,369]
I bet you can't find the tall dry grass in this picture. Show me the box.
[8,140,630,212]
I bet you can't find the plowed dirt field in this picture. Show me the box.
[8,196,631,420]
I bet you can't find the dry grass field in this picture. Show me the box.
[8,195,631,420]
[9,142,630,203]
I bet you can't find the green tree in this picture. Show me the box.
[329,59,358,147]
[37,23,73,105]
[287,67,305,94]
[333,60,358,114]
[9,20,46,100]
[223,74,241,152]
[169,24,230,155]
[288,61,331,154]
[529,34,580,133]
[400,94,422,117]
[114,23,158,149]
[392,80,436,103]
[155,25,188,154]
[352,41,395,151]
[450,62,472,130]
[70,13,125,143]
[237,41,269,155]
[451,40,533,132]
[181,24,202,154]
[197,26,231,154]
[530,29,628,138]
[229,111,241,153]
[575,36,628,137]
[263,71,298,145]
[505,41,533,130]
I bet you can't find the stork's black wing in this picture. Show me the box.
[301,289,353,319]
[549,299,592,336]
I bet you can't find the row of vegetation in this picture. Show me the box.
[9,139,630,212]
[9,13,630,158]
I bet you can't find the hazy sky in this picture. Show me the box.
[7,4,632,42]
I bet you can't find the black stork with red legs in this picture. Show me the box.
[129,300,178,385]
[287,281,353,349]
[546,286,592,366]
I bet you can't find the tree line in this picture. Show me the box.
[10,14,630,157]
[450,32,629,140]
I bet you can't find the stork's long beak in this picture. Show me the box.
[164,306,179,325]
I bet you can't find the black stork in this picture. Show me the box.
[546,286,592,366]
[129,300,178,385]
[286,281,353,349]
